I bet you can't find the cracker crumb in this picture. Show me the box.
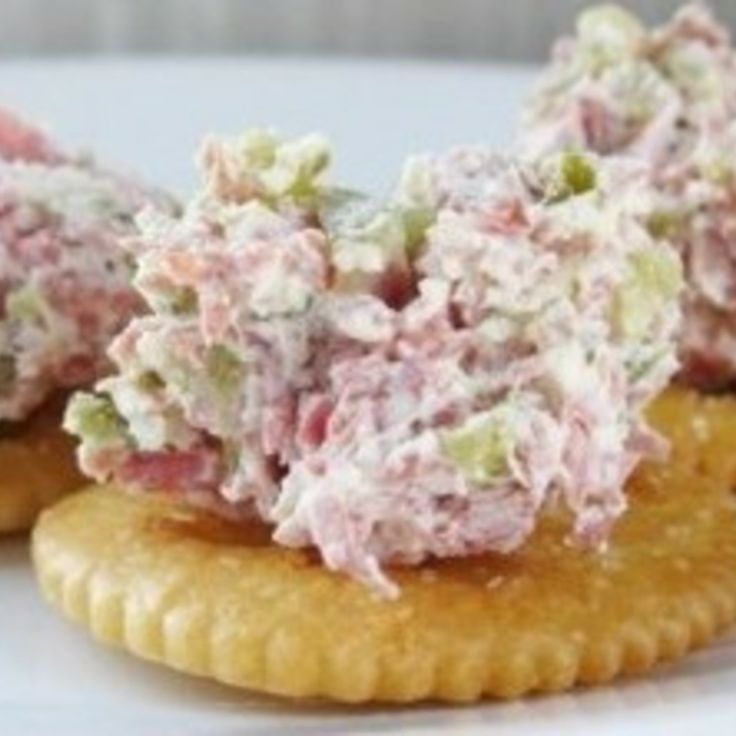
[486,575,505,590]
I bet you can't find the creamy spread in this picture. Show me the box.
[67,130,682,596]
[522,3,736,388]
[0,108,173,421]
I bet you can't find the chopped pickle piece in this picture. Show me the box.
[65,393,128,446]
[401,205,436,259]
[577,5,645,67]
[169,287,198,316]
[6,285,46,324]
[206,345,245,398]
[646,210,685,240]
[547,151,598,202]
[137,371,165,392]
[441,409,515,484]
[562,151,597,195]
[615,248,683,339]
[238,129,278,170]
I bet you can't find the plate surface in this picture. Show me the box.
[1,58,735,735]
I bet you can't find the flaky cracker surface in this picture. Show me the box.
[648,386,736,489]
[0,397,85,533]
[32,444,736,702]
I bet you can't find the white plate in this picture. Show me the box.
[1,58,735,734]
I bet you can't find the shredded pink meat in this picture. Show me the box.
[67,131,681,597]
[522,3,736,388]
[0,108,62,164]
[0,108,172,420]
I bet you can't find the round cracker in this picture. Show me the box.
[0,396,85,533]
[32,452,736,702]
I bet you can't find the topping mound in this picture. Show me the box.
[66,130,682,596]
[0,108,174,421]
[521,3,736,388]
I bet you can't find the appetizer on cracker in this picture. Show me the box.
[32,129,736,702]
[522,3,736,390]
[0,108,172,531]
[64,134,683,595]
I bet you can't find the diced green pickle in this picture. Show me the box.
[6,285,46,324]
[65,393,127,444]
[577,5,645,66]
[561,151,597,196]
[614,248,682,338]
[168,286,198,315]
[547,151,598,202]
[402,206,436,259]
[646,210,684,240]
[441,411,514,484]
[206,344,244,397]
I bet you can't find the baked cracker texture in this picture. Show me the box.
[0,397,85,533]
[648,386,736,489]
[32,446,736,702]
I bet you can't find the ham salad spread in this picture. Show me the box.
[522,3,736,388]
[0,109,171,422]
[67,129,683,596]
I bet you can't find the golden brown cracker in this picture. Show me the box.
[648,386,736,488]
[0,396,85,533]
[32,457,736,702]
